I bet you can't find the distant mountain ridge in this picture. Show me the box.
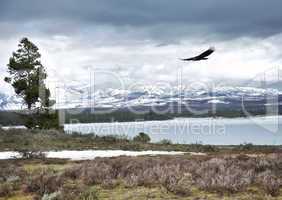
[0,92,22,110]
[59,85,281,108]
[1,86,281,111]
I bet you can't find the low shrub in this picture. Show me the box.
[0,183,13,197]
[257,170,281,197]
[159,139,172,145]
[18,150,46,160]
[238,143,255,151]
[188,143,218,152]
[63,165,81,180]
[57,182,88,200]
[80,162,115,185]
[0,163,25,185]
[163,173,192,196]
[194,158,255,193]
[22,169,64,197]
[1,153,281,198]
[42,191,61,200]
[66,155,282,196]
[133,132,151,143]
[79,188,98,200]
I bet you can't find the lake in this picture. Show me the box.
[64,116,282,145]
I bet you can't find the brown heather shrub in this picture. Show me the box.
[101,178,119,189]
[57,182,85,200]
[63,165,81,180]
[163,173,180,192]
[256,170,281,197]
[79,189,98,200]
[194,158,255,193]
[53,155,282,197]
[22,169,64,197]
[56,182,98,200]
[0,163,25,183]
[163,173,192,196]
[80,161,115,185]
[0,164,16,182]
[0,183,13,197]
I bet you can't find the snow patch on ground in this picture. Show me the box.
[1,126,27,130]
[0,150,188,160]
[207,99,230,104]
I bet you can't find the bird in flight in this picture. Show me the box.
[181,47,215,61]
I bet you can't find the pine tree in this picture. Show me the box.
[4,37,53,110]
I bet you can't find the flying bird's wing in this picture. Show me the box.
[180,47,215,61]
[197,47,215,59]
[180,57,195,61]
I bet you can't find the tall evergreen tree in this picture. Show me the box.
[4,37,53,110]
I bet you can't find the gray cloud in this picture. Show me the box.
[0,0,282,41]
[1,0,282,97]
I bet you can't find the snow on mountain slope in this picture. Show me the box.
[0,86,281,110]
[53,85,281,109]
[0,92,22,110]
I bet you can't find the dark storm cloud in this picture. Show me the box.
[0,0,282,40]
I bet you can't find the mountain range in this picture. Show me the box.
[1,85,281,111]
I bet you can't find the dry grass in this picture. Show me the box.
[0,154,282,199]
[63,154,282,197]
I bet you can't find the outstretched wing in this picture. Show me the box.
[180,47,215,61]
[197,47,215,59]
[180,57,195,61]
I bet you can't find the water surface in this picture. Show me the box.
[65,116,282,145]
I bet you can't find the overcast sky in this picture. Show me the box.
[1,0,282,94]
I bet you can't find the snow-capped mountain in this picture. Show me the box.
[0,85,281,111]
[54,85,282,110]
[0,92,22,110]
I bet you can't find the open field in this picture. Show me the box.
[0,154,282,200]
[0,128,216,152]
[1,128,282,154]
[1,128,282,199]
